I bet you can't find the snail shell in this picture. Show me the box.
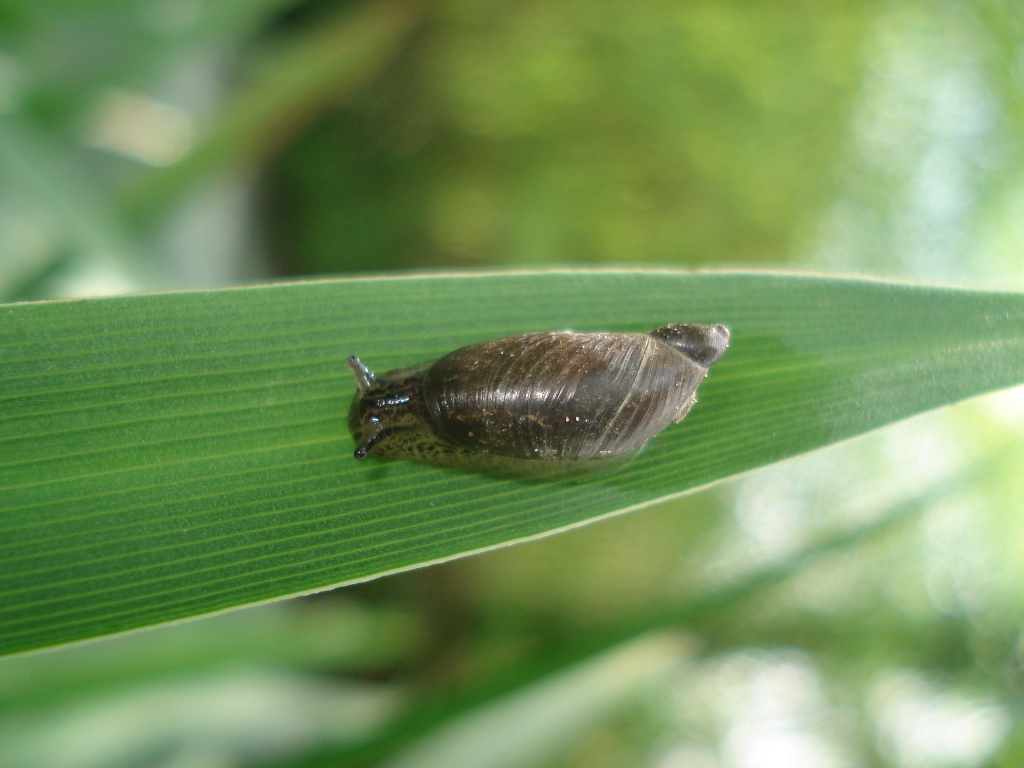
[347,323,729,475]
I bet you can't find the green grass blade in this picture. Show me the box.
[2,270,1023,657]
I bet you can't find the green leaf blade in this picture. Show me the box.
[2,271,1023,656]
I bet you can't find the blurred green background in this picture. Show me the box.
[3,0,1024,766]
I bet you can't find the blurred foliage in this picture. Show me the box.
[266,0,876,272]
[2,0,1024,767]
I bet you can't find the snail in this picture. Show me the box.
[347,323,729,476]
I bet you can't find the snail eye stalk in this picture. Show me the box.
[354,425,398,460]
[347,356,376,394]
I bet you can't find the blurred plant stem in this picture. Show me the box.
[376,632,689,768]
[124,0,424,222]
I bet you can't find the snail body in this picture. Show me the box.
[348,323,729,475]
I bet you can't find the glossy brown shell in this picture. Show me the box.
[421,331,707,461]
